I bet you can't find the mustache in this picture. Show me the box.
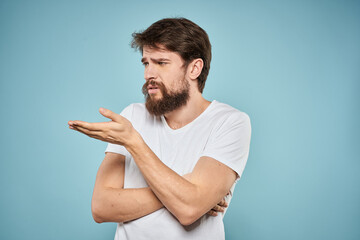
[142,80,167,96]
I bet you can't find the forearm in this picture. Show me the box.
[70,109,233,225]
[126,139,214,225]
[92,186,163,223]
[92,152,163,223]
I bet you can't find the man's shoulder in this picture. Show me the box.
[210,100,250,124]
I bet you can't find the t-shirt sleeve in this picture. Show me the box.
[201,112,251,179]
[104,104,134,156]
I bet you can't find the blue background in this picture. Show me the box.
[0,0,359,239]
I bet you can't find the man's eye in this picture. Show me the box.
[158,62,166,65]
[143,62,149,67]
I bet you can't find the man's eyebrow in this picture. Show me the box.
[154,58,171,62]
[141,57,171,63]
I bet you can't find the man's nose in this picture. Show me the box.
[144,64,157,81]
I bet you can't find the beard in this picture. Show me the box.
[142,79,190,116]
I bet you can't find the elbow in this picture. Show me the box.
[176,207,202,226]
[93,215,104,224]
[179,217,196,226]
[91,193,127,223]
[92,212,104,224]
[91,197,104,223]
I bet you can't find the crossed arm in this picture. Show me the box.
[91,152,230,224]
[69,108,236,225]
[91,152,163,223]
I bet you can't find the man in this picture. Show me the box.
[68,18,251,240]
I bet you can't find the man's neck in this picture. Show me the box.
[164,92,211,130]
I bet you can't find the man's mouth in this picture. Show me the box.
[147,85,159,95]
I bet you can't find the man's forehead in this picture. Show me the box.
[142,45,180,59]
[143,44,168,52]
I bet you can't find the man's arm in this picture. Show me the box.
[91,152,163,223]
[69,108,236,225]
[91,152,228,223]
[127,139,236,226]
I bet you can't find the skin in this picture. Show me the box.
[68,45,235,225]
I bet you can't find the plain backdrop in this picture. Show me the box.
[0,0,359,239]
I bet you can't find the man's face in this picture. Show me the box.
[141,45,190,116]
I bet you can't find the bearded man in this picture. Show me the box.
[68,18,251,240]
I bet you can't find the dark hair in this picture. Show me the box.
[131,18,211,93]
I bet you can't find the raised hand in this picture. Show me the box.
[68,108,139,147]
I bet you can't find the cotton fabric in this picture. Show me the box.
[105,100,251,240]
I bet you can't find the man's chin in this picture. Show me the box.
[144,85,190,116]
[149,94,163,102]
[145,96,160,106]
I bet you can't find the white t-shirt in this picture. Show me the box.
[105,100,251,240]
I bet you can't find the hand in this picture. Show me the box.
[68,108,139,147]
[207,197,228,216]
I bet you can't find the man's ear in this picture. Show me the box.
[188,58,204,80]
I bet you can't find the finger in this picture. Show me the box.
[70,120,109,131]
[72,125,102,137]
[71,124,120,144]
[74,128,106,142]
[218,199,228,207]
[99,108,123,122]
[207,210,218,216]
[212,205,225,213]
[68,120,76,127]
[69,120,91,128]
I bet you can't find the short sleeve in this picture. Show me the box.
[201,112,251,179]
[105,104,134,156]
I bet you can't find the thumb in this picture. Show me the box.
[99,108,122,122]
